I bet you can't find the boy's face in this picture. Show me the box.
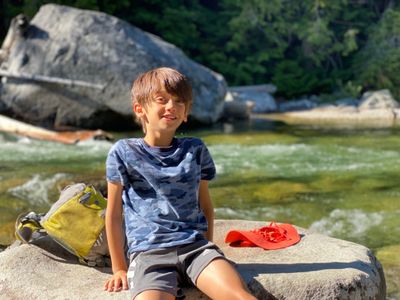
[134,88,188,134]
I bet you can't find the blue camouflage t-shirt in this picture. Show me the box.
[106,137,216,253]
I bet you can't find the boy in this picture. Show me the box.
[104,67,256,300]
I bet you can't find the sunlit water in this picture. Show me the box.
[0,120,399,298]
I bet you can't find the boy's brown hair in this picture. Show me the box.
[131,67,193,110]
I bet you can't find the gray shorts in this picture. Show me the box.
[127,239,226,299]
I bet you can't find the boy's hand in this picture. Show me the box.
[103,270,128,292]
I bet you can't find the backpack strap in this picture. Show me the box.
[15,211,46,243]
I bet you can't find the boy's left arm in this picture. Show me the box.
[199,180,214,242]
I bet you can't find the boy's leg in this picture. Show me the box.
[134,290,175,300]
[179,239,256,300]
[128,249,181,300]
[195,258,257,300]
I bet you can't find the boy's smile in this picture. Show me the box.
[162,114,178,121]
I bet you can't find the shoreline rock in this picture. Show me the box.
[261,107,400,128]
[259,90,400,128]
[220,88,400,128]
[227,84,277,114]
[0,220,386,299]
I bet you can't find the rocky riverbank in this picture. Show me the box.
[0,220,386,299]
[225,88,400,128]
[1,4,398,132]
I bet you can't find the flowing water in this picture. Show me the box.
[0,119,399,298]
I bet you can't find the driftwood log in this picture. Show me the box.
[0,114,112,144]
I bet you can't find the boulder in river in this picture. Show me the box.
[0,4,226,130]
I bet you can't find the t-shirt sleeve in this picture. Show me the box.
[200,142,216,181]
[106,141,128,185]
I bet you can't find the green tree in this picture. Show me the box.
[1,0,399,99]
[353,7,400,99]
[220,0,383,97]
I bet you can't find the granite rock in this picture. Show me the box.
[0,220,385,299]
[0,4,226,129]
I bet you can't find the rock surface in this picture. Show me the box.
[228,84,277,113]
[0,4,226,129]
[264,90,400,127]
[0,220,385,300]
[358,89,399,111]
[278,98,318,112]
[222,99,255,121]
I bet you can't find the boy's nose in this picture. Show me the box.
[165,99,177,109]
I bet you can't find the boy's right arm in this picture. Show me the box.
[103,181,129,292]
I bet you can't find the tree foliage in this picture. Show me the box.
[353,8,400,99]
[1,0,399,99]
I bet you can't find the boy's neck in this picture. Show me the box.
[143,132,175,147]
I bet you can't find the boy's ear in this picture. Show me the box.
[183,106,190,122]
[133,102,144,117]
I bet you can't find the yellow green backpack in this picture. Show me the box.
[15,183,110,266]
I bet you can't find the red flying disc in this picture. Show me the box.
[225,222,301,250]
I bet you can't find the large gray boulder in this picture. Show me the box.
[0,4,226,129]
[358,89,399,111]
[0,220,385,299]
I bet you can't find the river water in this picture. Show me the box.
[0,118,399,298]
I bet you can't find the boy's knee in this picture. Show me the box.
[233,289,257,300]
[134,290,175,300]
